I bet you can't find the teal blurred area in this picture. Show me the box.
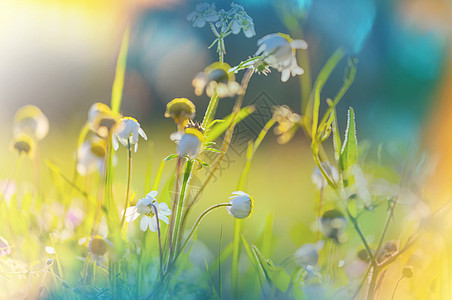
[0,0,450,145]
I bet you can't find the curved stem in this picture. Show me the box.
[179,203,231,254]
[391,276,404,300]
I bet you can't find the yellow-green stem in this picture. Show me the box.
[170,160,194,263]
[120,140,132,228]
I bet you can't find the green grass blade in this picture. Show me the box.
[111,26,130,114]
[310,48,345,140]
[206,105,255,143]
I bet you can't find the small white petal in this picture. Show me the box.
[291,39,308,49]
[147,191,158,198]
[281,68,291,82]
[159,215,169,224]
[140,216,150,231]
[148,217,158,232]
[138,128,147,140]
[134,143,138,152]
[112,135,119,151]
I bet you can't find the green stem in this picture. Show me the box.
[179,203,231,254]
[231,218,244,297]
[202,93,219,129]
[120,140,132,228]
[170,160,194,262]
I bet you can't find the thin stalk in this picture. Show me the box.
[391,276,405,300]
[150,203,164,275]
[120,140,132,228]
[179,203,231,254]
[170,160,194,262]
[167,158,183,260]
[202,93,219,129]
[317,187,324,241]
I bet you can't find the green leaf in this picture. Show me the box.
[331,109,342,163]
[164,154,179,161]
[339,107,358,173]
[206,105,255,142]
[203,148,222,153]
[252,245,291,293]
[111,27,130,114]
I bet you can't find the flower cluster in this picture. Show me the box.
[187,2,255,38]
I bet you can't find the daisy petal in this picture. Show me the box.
[138,128,147,140]
[140,216,150,231]
[291,39,308,49]
[148,217,158,232]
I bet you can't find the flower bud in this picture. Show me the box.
[227,191,254,219]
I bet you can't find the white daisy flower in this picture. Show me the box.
[13,105,49,140]
[187,3,219,28]
[227,191,254,219]
[177,121,205,158]
[77,138,107,176]
[123,191,171,232]
[255,33,308,82]
[88,102,120,139]
[112,117,147,152]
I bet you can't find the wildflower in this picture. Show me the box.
[165,98,196,127]
[320,209,347,243]
[215,3,255,37]
[0,237,11,256]
[272,105,302,144]
[311,162,340,190]
[76,137,107,175]
[192,62,242,98]
[187,3,219,28]
[10,134,35,158]
[13,105,49,140]
[123,191,172,232]
[294,242,322,267]
[227,191,254,219]
[88,102,120,139]
[88,236,110,257]
[255,33,308,82]
[178,121,205,158]
[112,117,147,152]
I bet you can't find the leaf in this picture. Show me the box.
[164,154,179,161]
[203,148,222,153]
[331,109,342,163]
[205,105,255,143]
[111,26,130,114]
[340,107,358,173]
[252,245,291,293]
